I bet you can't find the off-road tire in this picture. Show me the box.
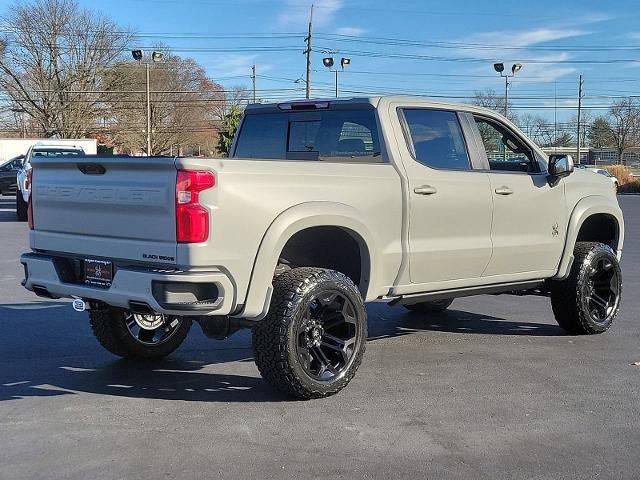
[252,267,368,399]
[404,298,454,313]
[89,307,191,360]
[16,193,27,221]
[550,242,622,334]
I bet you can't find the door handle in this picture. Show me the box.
[494,186,514,195]
[414,185,438,195]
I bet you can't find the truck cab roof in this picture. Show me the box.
[244,96,502,118]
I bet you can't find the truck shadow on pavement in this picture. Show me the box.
[367,302,564,339]
[0,302,563,403]
[0,359,288,403]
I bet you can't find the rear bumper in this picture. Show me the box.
[20,253,236,316]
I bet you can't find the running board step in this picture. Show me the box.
[389,280,545,306]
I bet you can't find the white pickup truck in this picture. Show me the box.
[21,97,624,399]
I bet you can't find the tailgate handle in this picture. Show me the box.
[77,163,106,175]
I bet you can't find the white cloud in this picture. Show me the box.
[511,53,578,83]
[278,0,343,27]
[335,26,366,36]
[207,54,272,77]
[541,98,580,109]
[447,27,589,84]
[465,28,589,48]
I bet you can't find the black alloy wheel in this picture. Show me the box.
[581,256,621,325]
[551,242,622,334]
[295,290,360,383]
[253,267,368,399]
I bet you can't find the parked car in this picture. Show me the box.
[591,168,619,189]
[16,144,84,221]
[0,154,24,195]
[20,97,624,399]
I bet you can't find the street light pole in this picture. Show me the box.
[132,50,163,156]
[494,63,522,119]
[145,62,152,157]
[323,57,350,99]
[504,75,509,118]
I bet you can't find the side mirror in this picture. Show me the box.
[548,154,574,179]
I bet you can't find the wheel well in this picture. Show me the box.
[277,226,371,297]
[576,214,619,250]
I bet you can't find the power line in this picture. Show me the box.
[315,32,640,53]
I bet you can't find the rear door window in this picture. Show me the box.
[401,109,471,170]
[234,109,382,162]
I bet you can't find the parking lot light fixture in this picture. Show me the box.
[322,57,350,98]
[493,62,523,117]
[132,49,163,156]
[131,49,144,62]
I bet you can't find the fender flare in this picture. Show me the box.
[235,201,380,319]
[554,195,624,280]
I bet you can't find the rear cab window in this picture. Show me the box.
[233,108,383,163]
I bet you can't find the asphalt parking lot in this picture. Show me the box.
[1,194,639,480]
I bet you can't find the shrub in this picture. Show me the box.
[618,180,640,194]
[605,165,633,185]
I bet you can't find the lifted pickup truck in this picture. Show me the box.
[21,97,624,399]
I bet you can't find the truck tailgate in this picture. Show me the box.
[31,156,178,265]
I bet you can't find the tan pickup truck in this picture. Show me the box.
[21,97,624,398]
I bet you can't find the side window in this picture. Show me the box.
[474,117,534,173]
[402,109,470,170]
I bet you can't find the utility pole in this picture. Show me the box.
[145,62,152,156]
[304,4,313,99]
[576,75,584,165]
[251,64,256,103]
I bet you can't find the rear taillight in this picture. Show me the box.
[26,169,34,230]
[176,170,215,243]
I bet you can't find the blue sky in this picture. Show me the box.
[3,0,640,122]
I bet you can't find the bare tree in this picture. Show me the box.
[608,98,640,164]
[528,116,554,147]
[103,55,225,155]
[0,0,132,138]
[210,85,249,125]
[472,88,518,124]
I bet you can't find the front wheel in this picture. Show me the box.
[252,268,368,399]
[89,308,191,360]
[550,242,622,334]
